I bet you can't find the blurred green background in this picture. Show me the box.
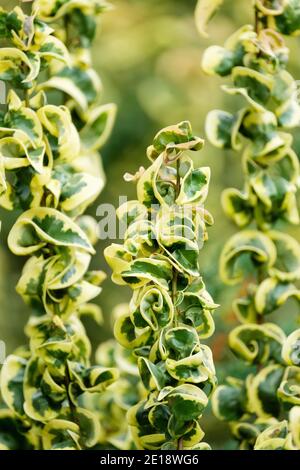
[1,0,300,449]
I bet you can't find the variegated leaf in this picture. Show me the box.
[8,207,95,255]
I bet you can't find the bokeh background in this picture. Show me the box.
[1,0,300,449]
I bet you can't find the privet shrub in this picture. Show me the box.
[105,121,219,450]
[0,1,117,450]
[203,0,300,450]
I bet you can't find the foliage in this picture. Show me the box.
[105,121,219,450]
[203,0,300,450]
[83,303,146,450]
[195,0,224,38]
[0,1,117,449]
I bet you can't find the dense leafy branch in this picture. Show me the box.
[202,0,300,450]
[105,121,219,450]
[0,1,117,450]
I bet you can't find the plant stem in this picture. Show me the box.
[176,158,180,196]
[20,0,32,106]
[64,14,70,49]
[256,266,265,372]
[172,269,178,323]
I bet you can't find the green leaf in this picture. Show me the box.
[80,103,117,151]
[222,188,254,227]
[166,348,215,385]
[278,366,300,406]
[255,278,300,315]
[130,285,174,331]
[114,312,151,350]
[68,360,119,399]
[138,358,166,391]
[177,291,217,339]
[147,121,204,162]
[274,0,300,35]
[202,25,256,76]
[205,109,245,150]
[160,384,209,422]
[282,329,300,366]
[39,36,71,66]
[23,357,65,422]
[176,156,210,205]
[59,171,103,217]
[249,364,284,418]
[233,295,257,324]
[75,408,101,448]
[121,258,173,290]
[254,421,289,450]
[229,323,286,364]
[268,231,300,282]
[40,66,101,112]
[289,404,300,448]
[42,419,80,450]
[164,327,199,359]
[0,409,32,450]
[156,207,202,276]
[0,48,40,85]
[231,67,273,107]
[37,104,80,162]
